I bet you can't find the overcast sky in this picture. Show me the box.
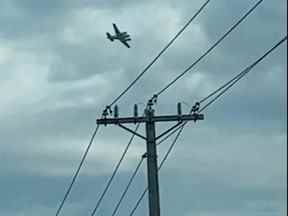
[0,0,287,215]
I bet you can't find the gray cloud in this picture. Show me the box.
[0,0,286,215]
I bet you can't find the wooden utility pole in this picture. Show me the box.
[97,100,204,216]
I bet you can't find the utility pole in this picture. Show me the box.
[97,99,204,216]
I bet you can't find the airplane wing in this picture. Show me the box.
[113,23,120,34]
[120,40,130,48]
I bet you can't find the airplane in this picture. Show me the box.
[106,23,131,48]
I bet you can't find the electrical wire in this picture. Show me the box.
[199,66,253,104]
[108,0,212,107]
[156,35,287,147]
[157,122,186,146]
[155,0,264,97]
[55,124,101,216]
[199,35,287,112]
[89,123,141,215]
[111,157,145,216]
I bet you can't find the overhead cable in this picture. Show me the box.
[155,0,264,97]
[55,124,101,216]
[111,157,145,216]
[90,123,141,216]
[199,35,287,111]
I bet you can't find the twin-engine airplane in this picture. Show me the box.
[106,23,131,48]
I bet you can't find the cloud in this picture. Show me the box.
[0,0,286,215]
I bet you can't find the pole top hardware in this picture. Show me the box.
[102,105,113,118]
[191,102,200,114]
[147,94,158,108]
[142,152,148,159]
[191,102,201,122]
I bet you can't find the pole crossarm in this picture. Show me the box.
[96,113,204,125]
[97,116,146,125]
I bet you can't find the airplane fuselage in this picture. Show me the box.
[106,24,131,48]
[111,33,128,41]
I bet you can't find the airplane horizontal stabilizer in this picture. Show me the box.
[106,32,114,41]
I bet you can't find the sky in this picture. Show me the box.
[0,0,287,215]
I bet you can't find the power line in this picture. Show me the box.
[163,36,287,140]
[158,126,186,169]
[108,0,212,108]
[198,67,252,104]
[111,157,145,216]
[157,121,186,146]
[127,34,287,215]
[155,35,287,153]
[199,35,287,112]
[90,123,141,216]
[129,187,148,216]
[55,124,101,216]
[155,0,264,97]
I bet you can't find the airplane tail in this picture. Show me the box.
[106,32,114,41]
